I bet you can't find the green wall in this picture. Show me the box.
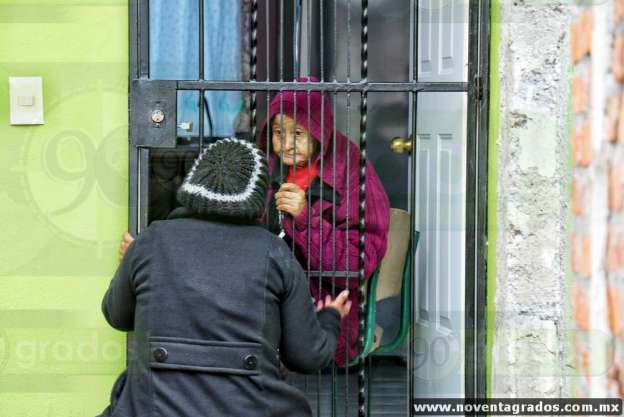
[486,0,500,399]
[0,1,128,415]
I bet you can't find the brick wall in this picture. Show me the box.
[571,1,624,398]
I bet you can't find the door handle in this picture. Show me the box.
[177,122,193,131]
[390,137,412,154]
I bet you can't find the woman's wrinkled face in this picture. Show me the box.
[271,114,319,167]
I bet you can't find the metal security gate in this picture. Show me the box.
[128,1,489,416]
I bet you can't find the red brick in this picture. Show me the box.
[572,233,592,278]
[571,10,593,64]
[572,121,592,167]
[608,163,623,213]
[572,72,589,114]
[574,285,590,330]
[571,178,585,217]
[607,360,622,398]
[614,33,624,82]
[607,286,622,334]
[607,95,621,143]
[616,0,624,22]
[607,228,624,273]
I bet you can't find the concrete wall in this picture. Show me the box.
[0,2,129,416]
[489,0,575,396]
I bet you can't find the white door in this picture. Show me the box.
[412,0,468,399]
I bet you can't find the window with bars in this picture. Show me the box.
[128,1,489,415]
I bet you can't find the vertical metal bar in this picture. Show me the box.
[306,86,312,284]
[408,0,419,411]
[358,0,369,416]
[333,0,338,82]
[128,0,141,237]
[344,90,351,417]
[280,0,284,81]
[266,0,270,81]
[307,0,313,75]
[465,0,489,400]
[345,3,353,415]
[317,87,325,417]
[198,0,205,150]
[320,0,324,81]
[465,0,481,400]
[138,0,149,78]
[199,0,204,81]
[251,0,258,142]
[265,89,271,228]
[291,81,297,254]
[476,0,491,399]
[138,147,150,233]
[347,0,352,81]
[294,0,302,77]
[331,91,338,417]
[305,85,314,415]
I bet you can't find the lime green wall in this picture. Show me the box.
[0,1,128,415]
[486,0,500,399]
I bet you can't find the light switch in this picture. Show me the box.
[18,95,34,107]
[9,76,44,125]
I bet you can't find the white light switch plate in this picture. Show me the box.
[9,76,44,125]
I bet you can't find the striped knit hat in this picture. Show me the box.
[176,138,269,222]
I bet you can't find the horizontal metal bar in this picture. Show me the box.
[305,270,360,279]
[176,80,469,93]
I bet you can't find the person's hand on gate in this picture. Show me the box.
[118,231,135,261]
[315,290,352,319]
[275,183,306,218]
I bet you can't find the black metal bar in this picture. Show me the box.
[266,0,270,81]
[408,0,418,411]
[475,0,491,402]
[333,0,338,82]
[344,89,352,417]
[250,0,258,141]
[291,81,297,256]
[178,80,469,92]
[347,0,352,81]
[138,147,150,233]
[199,0,204,81]
[138,0,149,78]
[358,1,368,416]
[320,0,324,81]
[129,0,139,81]
[294,0,302,77]
[465,0,481,403]
[330,93,338,417]
[280,0,284,81]
[128,0,140,238]
[198,0,205,150]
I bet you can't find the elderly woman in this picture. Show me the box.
[100,139,351,417]
[259,77,391,367]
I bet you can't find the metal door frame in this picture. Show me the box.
[128,0,490,413]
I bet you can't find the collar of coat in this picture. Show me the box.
[166,206,256,225]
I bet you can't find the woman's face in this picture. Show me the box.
[271,115,319,167]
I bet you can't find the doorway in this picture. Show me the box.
[128,1,489,415]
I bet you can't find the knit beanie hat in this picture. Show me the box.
[176,138,269,222]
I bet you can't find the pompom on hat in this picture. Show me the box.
[176,138,269,222]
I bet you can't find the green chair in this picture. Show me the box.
[348,209,420,366]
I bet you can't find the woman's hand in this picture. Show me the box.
[315,290,352,319]
[275,183,306,218]
[118,231,135,260]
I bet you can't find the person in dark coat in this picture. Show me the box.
[97,138,351,417]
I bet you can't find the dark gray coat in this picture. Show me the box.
[96,207,341,417]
